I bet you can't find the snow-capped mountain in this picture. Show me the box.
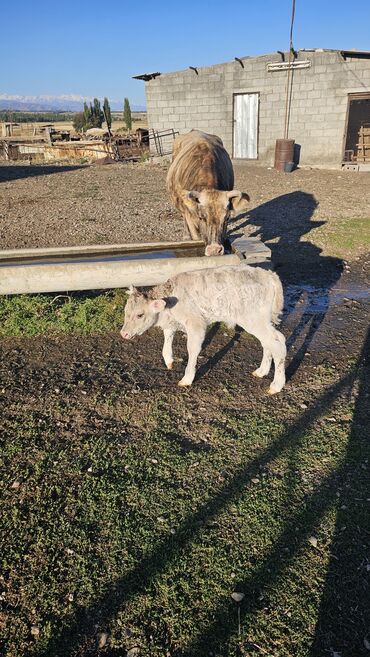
[0,94,145,112]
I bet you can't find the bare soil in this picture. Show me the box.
[1,161,369,253]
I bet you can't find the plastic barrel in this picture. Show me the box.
[274,139,295,172]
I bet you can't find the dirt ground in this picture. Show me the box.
[1,161,370,253]
[1,160,370,656]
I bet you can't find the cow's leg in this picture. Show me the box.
[243,321,286,394]
[184,210,201,241]
[182,217,192,240]
[178,323,206,387]
[162,327,176,370]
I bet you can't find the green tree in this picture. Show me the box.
[123,97,132,131]
[103,97,112,130]
[83,102,90,128]
[89,98,104,128]
[73,112,86,133]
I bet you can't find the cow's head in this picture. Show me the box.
[183,189,250,256]
[120,287,165,340]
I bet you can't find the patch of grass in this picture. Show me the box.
[1,355,369,656]
[0,289,127,337]
[313,216,370,258]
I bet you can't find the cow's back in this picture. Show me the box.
[167,131,234,204]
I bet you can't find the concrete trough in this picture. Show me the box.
[0,237,271,296]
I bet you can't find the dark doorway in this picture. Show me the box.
[343,93,370,162]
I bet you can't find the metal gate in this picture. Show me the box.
[233,93,259,159]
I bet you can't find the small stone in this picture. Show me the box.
[157,516,165,523]
[11,480,21,489]
[251,477,260,484]
[68,593,74,602]
[151,459,158,464]
[54,388,60,393]
[231,572,236,578]
[170,528,176,535]
[308,536,318,548]
[127,648,140,657]
[231,592,245,603]
[299,403,308,409]
[31,625,40,638]
[87,467,93,473]
[98,632,109,648]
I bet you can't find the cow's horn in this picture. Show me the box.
[227,190,242,199]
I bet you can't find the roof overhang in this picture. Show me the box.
[132,72,161,81]
[340,50,370,60]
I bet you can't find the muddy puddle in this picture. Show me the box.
[284,281,370,315]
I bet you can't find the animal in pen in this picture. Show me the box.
[121,263,286,394]
[166,130,250,257]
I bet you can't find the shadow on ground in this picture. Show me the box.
[230,191,343,379]
[34,328,369,657]
[0,164,85,182]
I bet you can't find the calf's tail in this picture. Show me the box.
[270,272,284,325]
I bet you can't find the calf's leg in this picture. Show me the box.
[267,328,286,394]
[178,323,206,387]
[162,327,176,370]
[252,343,272,378]
[243,321,286,394]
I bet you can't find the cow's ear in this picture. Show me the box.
[182,190,201,208]
[150,299,166,312]
[228,191,250,214]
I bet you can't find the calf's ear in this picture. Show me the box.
[150,299,166,312]
[228,191,250,214]
[127,286,142,297]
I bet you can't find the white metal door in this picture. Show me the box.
[233,93,258,158]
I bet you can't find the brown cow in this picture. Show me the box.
[166,130,250,256]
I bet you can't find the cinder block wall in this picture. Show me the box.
[145,50,370,167]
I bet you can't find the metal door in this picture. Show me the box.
[233,93,259,159]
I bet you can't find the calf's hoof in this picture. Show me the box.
[166,361,173,370]
[178,378,192,387]
[252,368,265,378]
[267,383,284,395]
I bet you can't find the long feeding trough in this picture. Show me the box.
[0,237,271,296]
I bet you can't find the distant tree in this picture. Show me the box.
[90,98,104,128]
[123,97,132,131]
[83,101,90,128]
[103,97,112,130]
[73,111,86,133]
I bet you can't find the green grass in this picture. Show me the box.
[1,355,369,657]
[0,290,127,337]
[313,216,370,258]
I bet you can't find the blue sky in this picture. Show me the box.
[2,0,370,105]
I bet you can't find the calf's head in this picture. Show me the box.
[120,288,165,340]
[183,189,250,256]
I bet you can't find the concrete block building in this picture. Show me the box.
[135,49,370,168]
